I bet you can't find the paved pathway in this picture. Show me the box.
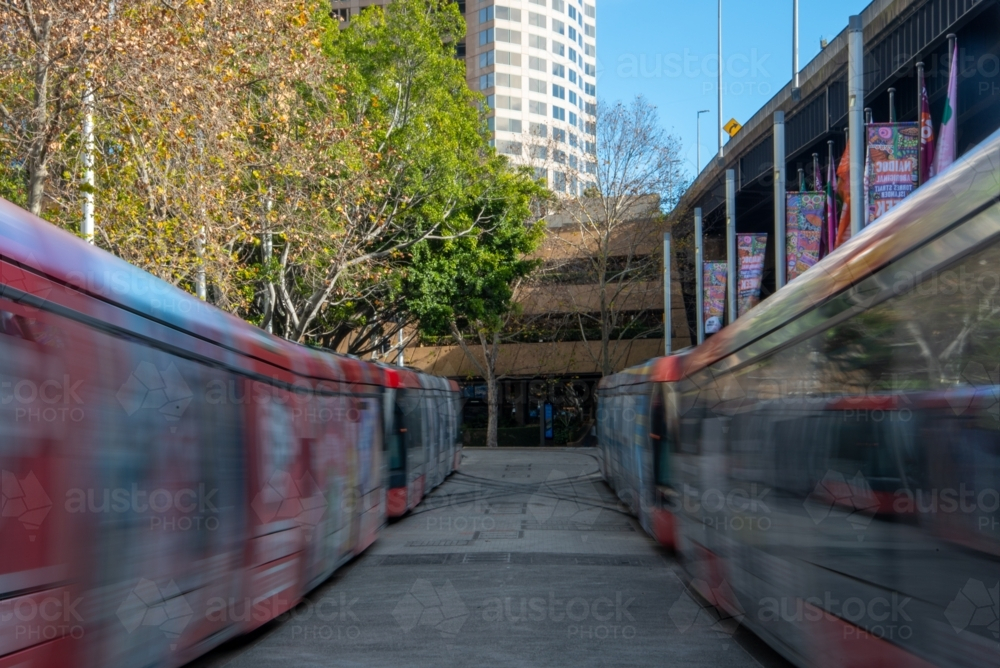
[190,448,790,668]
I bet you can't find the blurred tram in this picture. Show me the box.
[0,197,460,667]
[385,367,462,518]
[598,128,1000,667]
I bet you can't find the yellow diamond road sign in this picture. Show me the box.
[724,118,742,137]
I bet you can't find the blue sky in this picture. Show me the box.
[597,0,870,177]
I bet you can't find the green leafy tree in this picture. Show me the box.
[407,163,546,448]
[264,0,490,345]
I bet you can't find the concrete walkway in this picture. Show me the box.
[189,448,790,668]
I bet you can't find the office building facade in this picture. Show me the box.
[330,0,598,196]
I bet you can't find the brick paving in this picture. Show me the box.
[189,448,790,668]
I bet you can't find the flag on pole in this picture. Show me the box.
[813,153,822,192]
[826,150,838,253]
[933,39,959,176]
[834,140,852,248]
[918,65,935,185]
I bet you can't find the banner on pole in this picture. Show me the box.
[866,123,919,223]
[786,192,825,281]
[737,234,767,317]
[703,262,727,334]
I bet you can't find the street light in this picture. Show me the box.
[717,0,724,156]
[696,109,710,174]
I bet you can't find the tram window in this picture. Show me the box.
[830,419,904,489]
[388,404,406,471]
[651,393,670,486]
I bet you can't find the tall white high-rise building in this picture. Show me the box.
[331,0,598,197]
[464,0,597,195]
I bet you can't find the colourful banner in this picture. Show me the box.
[786,192,825,281]
[866,122,919,223]
[703,261,727,334]
[737,234,767,316]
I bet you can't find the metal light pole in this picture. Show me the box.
[848,15,865,238]
[725,169,737,325]
[718,0,724,156]
[773,111,786,290]
[663,232,672,355]
[697,109,710,173]
[792,0,800,90]
[694,208,705,344]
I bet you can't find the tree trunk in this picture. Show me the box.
[27,35,50,217]
[485,368,499,448]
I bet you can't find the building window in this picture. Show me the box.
[585,82,596,96]
[552,63,565,78]
[585,120,596,135]
[568,5,577,20]
[480,50,495,68]
[534,167,548,182]
[530,0,545,5]
[493,95,522,111]
[585,3,596,18]
[479,6,494,23]
[553,106,566,121]
[569,111,577,126]
[496,28,521,44]
[568,26,577,42]
[585,141,596,155]
[552,84,565,99]
[552,0,565,11]
[529,34,546,50]
[479,28,494,46]
[529,12,546,28]
[569,133,577,148]
[568,48,577,65]
[479,72,495,90]
[530,145,548,159]
[529,100,547,115]
[585,23,595,37]
[568,91,577,105]
[585,102,596,115]
[529,78,546,93]
[585,161,597,174]
[496,72,521,88]
[570,154,578,170]
[332,7,349,21]
[530,122,547,137]
[553,127,566,142]
[496,6,521,21]
[496,140,523,156]
[552,41,564,57]
[554,149,567,164]
[552,19,565,35]
[495,117,522,132]
[529,56,546,71]
[585,63,595,76]
[496,51,521,66]
[553,171,567,192]
[584,42,595,57]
